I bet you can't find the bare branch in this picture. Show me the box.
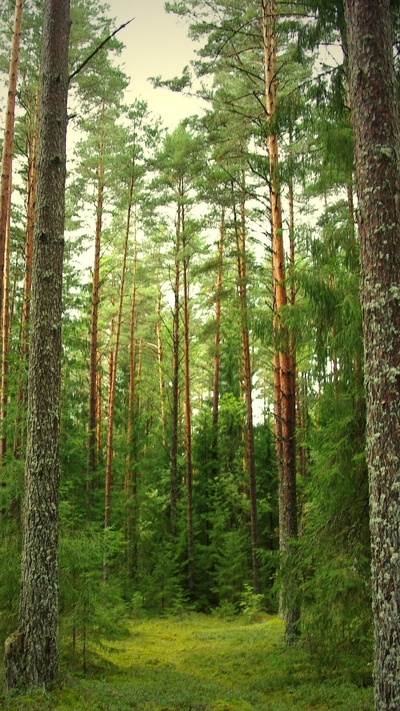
[68,18,134,83]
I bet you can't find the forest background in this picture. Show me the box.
[0,0,382,690]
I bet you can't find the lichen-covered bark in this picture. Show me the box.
[5,0,70,689]
[344,1,400,708]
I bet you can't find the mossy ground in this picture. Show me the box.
[0,614,373,710]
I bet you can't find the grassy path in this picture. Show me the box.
[0,614,373,710]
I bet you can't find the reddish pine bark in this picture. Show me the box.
[263,0,298,641]
[104,168,134,581]
[233,188,259,593]
[88,110,105,479]
[0,0,24,463]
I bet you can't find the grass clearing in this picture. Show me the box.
[0,614,373,710]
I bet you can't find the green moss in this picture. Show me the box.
[0,614,373,710]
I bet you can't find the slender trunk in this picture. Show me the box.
[14,93,39,458]
[233,186,259,593]
[263,0,298,642]
[88,109,105,482]
[0,0,24,464]
[20,94,38,357]
[156,287,167,449]
[0,213,10,463]
[103,308,114,583]
[125,212,138,581]
[211,207,225,474]
[182,200,194,593]
[344,1,400,707]
[104,168,134,582]
[95,348,103,463]
[170,205,181,537]
[126,257,137,489]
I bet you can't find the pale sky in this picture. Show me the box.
[106,0,202,127]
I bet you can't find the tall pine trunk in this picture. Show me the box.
[88,109,105,483]
[211,206,225,474]
[125,212,138,581]
[169,204,181,537]
[182,201,194,593]
[14,91,39,458]
[104,168,134,582]
[233,186,259,593]
[262,0,298,642]
[156,287,167,448]
[0,0,23,463]
[344,1,400,707]
[4,0,70,688]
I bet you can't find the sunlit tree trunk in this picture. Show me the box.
[344,1,400,707]
[14,92,39,458]
[88,106,105,482]
[0,0,24,463]
[211,206,225,473]
[104,167,134,582]
[233,185,259,593]
[156,287,167,448]
[170,204,181,537]
[125,212,138,581]
[103,305,114,583]
[263,0,298,642]
[4,0,70,688]
[182,199,194,593]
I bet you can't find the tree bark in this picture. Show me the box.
[262,0,298,642]
[233,187,259,593]
[344,1,400,707]
[0,0,24,463]
[4,0,70,689]
[156,287,167,449]
[182,200,194,594]
[211,207,225,474]
[169,202,181,537]
[14,90,39,458]
[104,167,134,582]
[88,107,105,481]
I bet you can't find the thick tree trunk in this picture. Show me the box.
[4,0,70,689]
[263,0,298,642]
[344,1,400,708]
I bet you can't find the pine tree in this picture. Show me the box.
[4,0,70,689]
[344,0,400,706]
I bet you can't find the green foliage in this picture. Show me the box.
[0,0,378,695]
[294,381,372,669]
[239,583,265,623]
[59,527,128,671]
[0,615,373,709]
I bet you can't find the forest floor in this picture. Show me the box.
[0,613,373,710]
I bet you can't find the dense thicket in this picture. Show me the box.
[0,0,395,690]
